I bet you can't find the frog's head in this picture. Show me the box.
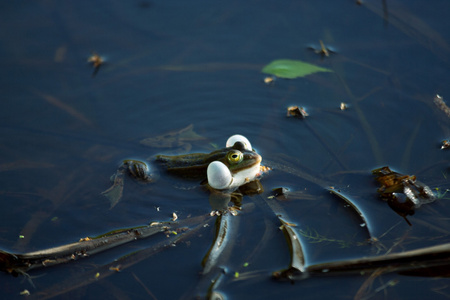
[207,135,262,190]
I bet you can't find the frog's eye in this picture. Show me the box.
[226,135,252,151]
[227,150,243,164]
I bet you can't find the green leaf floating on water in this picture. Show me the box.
[262,59,332,79]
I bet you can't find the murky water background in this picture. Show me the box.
[1,0,450,299]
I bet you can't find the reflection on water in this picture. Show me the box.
[1,0,450,298]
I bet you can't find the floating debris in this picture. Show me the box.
[307,40,336,58]
[172,212,178,221]
[263,76,276,85]
[317,40,330,57]
[373,166,436,208]
[316,40,329,57]
[87,52,104,77]
[228,206,239,216]
[87,52,103,68]
[109,265,121,272]
[441,139,450,150]
[372,166,436,225]
[340,102,349,110]
[434,94,450,118]
[287,106,309,118]
[271,187,290,201]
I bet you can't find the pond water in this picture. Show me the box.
[1,0,450,299]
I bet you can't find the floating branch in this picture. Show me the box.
[279,217,305,272]
[31,218,213,299]
[272,217,307,281]
[306,241,450,278]
[273,237,450,280]
[0,214,210,276]
[202,212,238,275]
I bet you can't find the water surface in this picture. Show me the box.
[1,0,450,299]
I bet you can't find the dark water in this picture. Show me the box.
[1,0,450,299]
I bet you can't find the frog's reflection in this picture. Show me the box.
[208,180,264,214]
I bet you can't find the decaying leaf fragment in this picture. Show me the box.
[433,94,450,118]
[372,166,436,225]
[271,187,290,201]
[372,166,436,207]
[287,106,309,118]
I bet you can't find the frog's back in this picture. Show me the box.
[155,153,211,179]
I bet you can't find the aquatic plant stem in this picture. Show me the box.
[334,72,384,165]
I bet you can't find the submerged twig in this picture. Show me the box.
[0,224,167,275]
[187,210,241,299]
[34,91,93,126]
[28,215,213,299]
[0,214,209,276]
[274,241,450,281]
[132,272,158,300]
[264,156,331,188]
[354,268,398,300]
[303,121,348,171]
[363,2,450,63]
[332,71,384,164]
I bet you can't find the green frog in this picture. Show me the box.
[102,134,265,210]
